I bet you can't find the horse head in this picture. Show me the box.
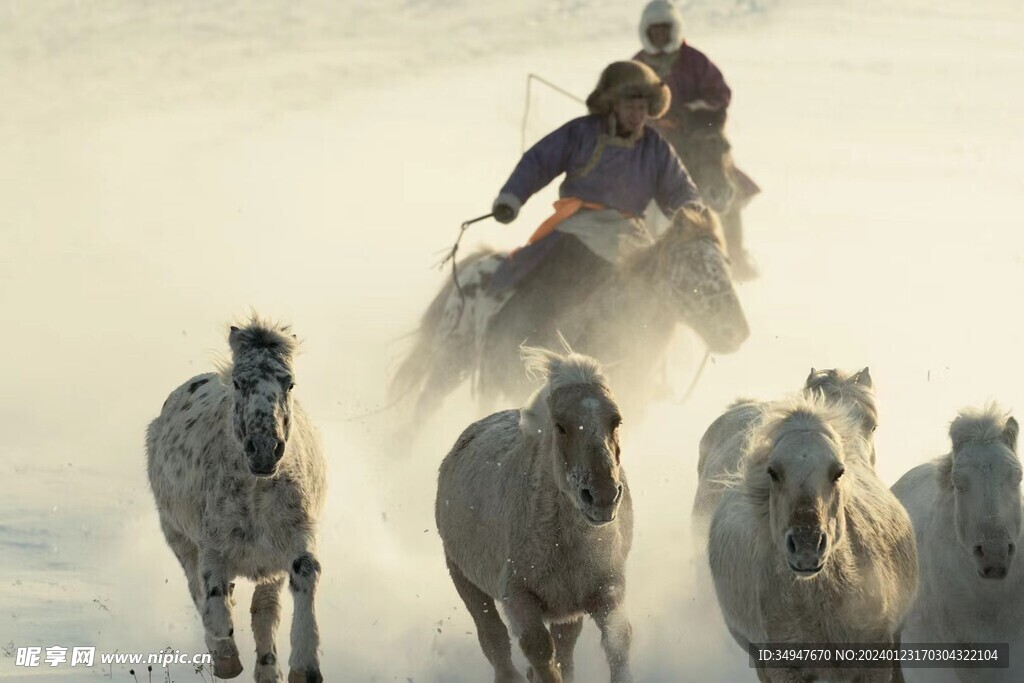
[641,206,750,354]
[669,107,737,213]
[520,346,625,527]
[944,406,1023,580]
[224,318,299,477]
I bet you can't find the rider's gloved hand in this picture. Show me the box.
[492,193,522,224]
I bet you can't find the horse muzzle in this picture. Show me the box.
[578,483,623,526]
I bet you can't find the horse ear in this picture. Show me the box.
[1002,416,1019,452]
[805,367,817,386]
[854,367,872,388]
[228,325,241,349]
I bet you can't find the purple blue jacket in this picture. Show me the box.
[500,115,700,218]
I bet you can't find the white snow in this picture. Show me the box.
[2,0,1023,680]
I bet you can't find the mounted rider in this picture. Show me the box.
[633,0,760,280]
[484,59,707,375]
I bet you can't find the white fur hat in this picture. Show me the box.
[639,0,685,55]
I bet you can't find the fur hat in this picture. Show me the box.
[639,0,685,55]
[585,60,671,119]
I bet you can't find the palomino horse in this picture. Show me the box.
[708,395,918,682]
[436,347,633,683]
[391,206,749,426]
[146,317,327,683]
[893,405,1023,683]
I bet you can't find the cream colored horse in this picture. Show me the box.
[693,367,876,536]
[436,347,633,683]
[893,405,1023,683]
[708,396,917,682]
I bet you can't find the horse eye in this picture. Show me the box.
[287,382,296,392]
[232,379,241,391]
[767,467,780,483]
[833,468,846,483]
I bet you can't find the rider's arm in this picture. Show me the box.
[496,118,576,216]
[654,137,702,217]
[690,49,732,110]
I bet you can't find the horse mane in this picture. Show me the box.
[740,394,867,510]
[519,343,610,438]
[938,403,1019,487]
[805,368,878,429]
[216,314,298,384]
[621,205,723,276]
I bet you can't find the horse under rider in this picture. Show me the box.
[634,0,760,281]
[485,59,704,359]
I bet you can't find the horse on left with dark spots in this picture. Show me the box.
[146,316,327,683]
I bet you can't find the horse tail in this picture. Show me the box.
[387,248,497,403]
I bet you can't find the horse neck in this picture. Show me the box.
[567,259,673,345]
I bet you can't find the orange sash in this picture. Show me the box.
[524,197,608,246]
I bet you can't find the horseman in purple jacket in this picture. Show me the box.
[634,0,760,280]
[484,60,703,380]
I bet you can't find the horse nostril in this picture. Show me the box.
[786,533,796,554]
[614,484,623,503]
[974,544,985,558]
[244,440,256,456]
[580,488,594,506]
[274,440,285,460]
[817,534,827,553]
[1009,543,1017,557]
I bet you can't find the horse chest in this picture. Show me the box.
[520,534,625,617]
[203,479,308,573]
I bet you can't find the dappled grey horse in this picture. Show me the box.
[146,317,326,683]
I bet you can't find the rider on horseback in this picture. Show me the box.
[634,0,760,281]
[484,60,706,391]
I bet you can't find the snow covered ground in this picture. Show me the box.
[2,0,1023,680]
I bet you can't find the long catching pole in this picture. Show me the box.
[520,73,585,153]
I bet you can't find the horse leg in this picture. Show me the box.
[251,575,286,683]
[286,549,323,683]
[591,604,633,683]
[159,518,203,608]
[504,591,560,683]
[550,617,584,683]
[197,549,243,679]
[445,557,523,682]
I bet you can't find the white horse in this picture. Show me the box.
[892,405,1023,683]
[146,317,327,683]
[693,367,876,536]
[708,395,918,682]
[436,347,633,683]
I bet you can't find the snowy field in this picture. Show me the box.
[2,0,1024,680]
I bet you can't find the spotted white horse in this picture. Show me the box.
[146,317,326,683]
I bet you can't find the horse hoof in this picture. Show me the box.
[214,655,243,679]
[288,669,323,683]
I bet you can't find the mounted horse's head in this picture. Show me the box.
[648,206,749,353]
[225,319,299,477]
[671,107,736,213]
